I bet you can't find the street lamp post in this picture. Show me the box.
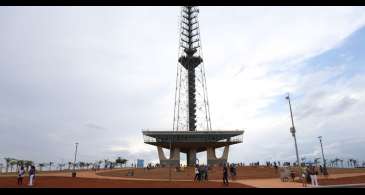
[72,142,79,177]
[318,136,328,175]
[286,94,302,175]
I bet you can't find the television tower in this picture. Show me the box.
[143,6,243,167]
[173,6,212,133]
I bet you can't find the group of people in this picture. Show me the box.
[249,162,260,166]
[301,165,319,187]
[17,165,36,186]
[266,161,281,167]
[229,164,237,177]
[193,163,237,185]
[252,161,297,167]
[194,165,209,182]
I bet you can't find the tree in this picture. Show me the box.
[68,162,72,170]
[79,162,85,170]
[4,158,12,173]
[86,162,91,170]
[115,157,128,168]
[115,157,123,168]
[24,160,33,172]
[104,159,109,169]
[49,162,54,171]
[58,163,65,171]
[38,163,46,171]
[16,160,25,173]
[9,159,17,172]
[88,162,93,170]
[17,160,24,167]
[121,159,128,168]
[97,160,103,169]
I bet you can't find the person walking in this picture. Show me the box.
[194,165,199,182]
[319,165,323,175]
[229,164,234,177]
[290,169,296,182]
[301,166,307,187]
[310,166,319,187]
[17,166,25,185]
[28,166,36,186]
[274,163,278,173]
[204,165,208,181]
[199,166,204,182]
[223,164,229,185]
[233,165,237,177]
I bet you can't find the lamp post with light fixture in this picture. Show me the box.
[72,142,79,177]
[285,94,302,176]
[318,136,328,175]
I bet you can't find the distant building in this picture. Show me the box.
[137,159,144,168]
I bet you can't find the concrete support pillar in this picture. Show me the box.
[207,146,229,166]
[187,149,197,166]
[157,146,180,167]
[157,146,167,160]
[222,145,229,160]
[170,147,180,161]
[207,147,216,159]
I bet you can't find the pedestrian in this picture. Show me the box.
[310,166,319,187]
[290,169,296,182]
[305,166,310,182]
[194,165,199,182]
[301,166,307,187]
[199,166,204,182]
[229,165,234,177]
[17,166,25,185]
[28,165,36,186]
[223,164,229,185]
[274,163,278,173]
[204,165,208,181]
[319,165,323,175]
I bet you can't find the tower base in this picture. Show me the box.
[187,149,197,166]
[157,146,180,167]
[207,146,229,166]
[157,146,230,167]
[143,130,243,167]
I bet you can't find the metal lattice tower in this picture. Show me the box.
[173,6,212,132]
[143,6,244,167]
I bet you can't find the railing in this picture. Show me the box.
[143,134,243,143]
[143,135,156,143]
[230,135,243,142]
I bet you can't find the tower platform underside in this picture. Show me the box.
[142,130,244,167]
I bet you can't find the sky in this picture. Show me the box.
[1,6,365,167]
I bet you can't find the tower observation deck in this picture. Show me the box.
[142,6,244,167]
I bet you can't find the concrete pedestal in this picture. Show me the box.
[157,146,180,167]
